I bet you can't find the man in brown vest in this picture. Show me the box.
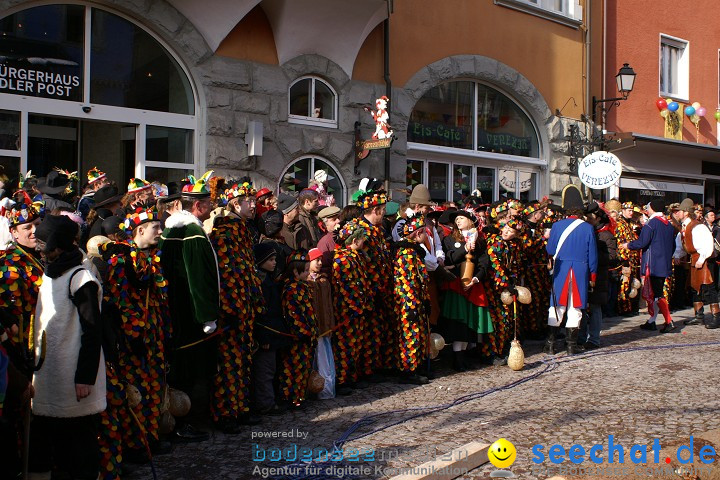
[676,198,720,328]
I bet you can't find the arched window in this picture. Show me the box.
[0,4,198,186]
[406,81,542,203]
[408,81,539,157]
[279,156,346,206]
[288,76,337,128]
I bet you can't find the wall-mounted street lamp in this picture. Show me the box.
[592,63,637,123]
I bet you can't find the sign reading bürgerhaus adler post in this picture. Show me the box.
[577,150,623,190]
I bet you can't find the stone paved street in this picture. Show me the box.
[129,307,720,480]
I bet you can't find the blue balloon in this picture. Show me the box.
[668,102,679,112]
[685,106,696,116]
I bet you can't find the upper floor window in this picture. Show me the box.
[494,0,582,27]
[409,81,540,158]
[289,77,337,128]
[660,35,689,100]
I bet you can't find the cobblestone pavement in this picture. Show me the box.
[128,307,720,480]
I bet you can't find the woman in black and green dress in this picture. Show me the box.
[441,210,492,371]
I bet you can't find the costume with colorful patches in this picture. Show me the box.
[0,245,43,347]
[356,217,394,372]
[484,233,524,356]
[392,240,430,373]
[615,216,640,314]
[332,246,370,385]
[206,211,265,421]
[279,279,318,406]
[103,242,169,450]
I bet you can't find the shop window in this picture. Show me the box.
[475,167,495,202]
[660,35,689,100]
[406,159,423,193]
[0,5,84,101]
[427,162,449,204]
[409,81,539,158]
[494,0,582,27]
[279,156,345,206]
[288,77,337,128]
[409,81,474,150]
[452,165,472,203]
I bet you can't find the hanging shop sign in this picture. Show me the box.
[577,151,622,189]
[355,96,394,162]
[499,169,532,193]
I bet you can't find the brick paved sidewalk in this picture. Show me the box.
[127,307,720,480]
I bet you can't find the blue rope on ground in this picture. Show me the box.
[266,340,720,480]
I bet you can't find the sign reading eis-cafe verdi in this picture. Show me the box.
[577,151,622,190]
[0,62,82,100]
[356,96,394,160]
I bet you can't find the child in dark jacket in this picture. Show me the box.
[252,243,290,415]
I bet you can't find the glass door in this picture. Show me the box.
[28,114,136,191]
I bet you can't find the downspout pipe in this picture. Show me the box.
[384,7,392,189]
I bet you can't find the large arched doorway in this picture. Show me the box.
[0,4,199,187]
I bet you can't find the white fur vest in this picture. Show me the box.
[32,267,106,417]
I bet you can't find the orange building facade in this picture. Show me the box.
[0,0,606,203]
[603,0,720,206]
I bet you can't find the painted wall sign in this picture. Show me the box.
[0,63,81,100]
[578,151,622,189]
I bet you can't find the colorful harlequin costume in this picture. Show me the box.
[393,216,431,373]
[204,181,265,422]
[615,204,641,314]
[279,254,318,406]
[0,199,44,349]
[355,187,394,373]
[484,218,526,356]
[102,224,170,442]
[332,221,370,386]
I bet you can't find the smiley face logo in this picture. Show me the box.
[488,438,516,469]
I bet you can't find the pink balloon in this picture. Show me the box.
[697,107,707,117]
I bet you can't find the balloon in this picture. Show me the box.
[715,111,720,121]
[632,278,641,289]
[668,102,679,112]
[429,346,439,360]
[629,288,638,298]
[697,107,707,117]
[656,99,668,111]
[430,332,446,351]
[692,102,701,110]
[685,106,696,116]
[660,109,669,118]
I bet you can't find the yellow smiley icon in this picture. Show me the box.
[488,438,517,469]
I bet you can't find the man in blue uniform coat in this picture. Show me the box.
[622,199,677,333]
[544,187,598,355]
